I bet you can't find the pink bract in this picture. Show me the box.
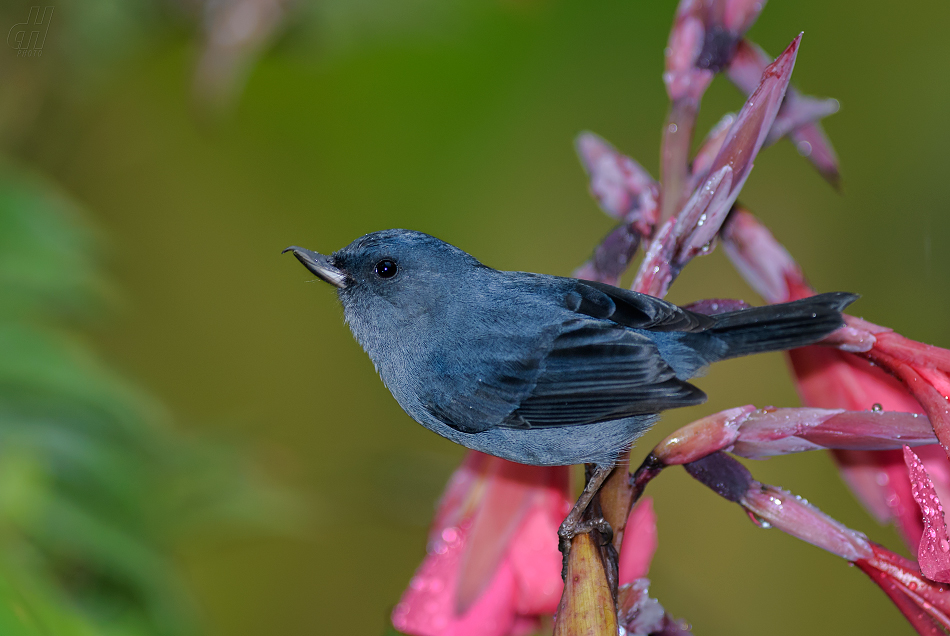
[722,207,950,552]
[392,452,570,636]
[904,447,950,584]
[618,497,659,585]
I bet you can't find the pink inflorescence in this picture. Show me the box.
[391,1,948,634]
[392,453,570,636]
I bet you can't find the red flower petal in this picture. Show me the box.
[392,522,518,636]
[904,447,950,583]
[618,497,659,585]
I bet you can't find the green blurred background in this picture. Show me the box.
[2,0,949,634]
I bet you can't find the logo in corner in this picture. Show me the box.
[8,6,54,57]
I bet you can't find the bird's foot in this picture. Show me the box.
[558,516,615,576]
[558,463,616,579]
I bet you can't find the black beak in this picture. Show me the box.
[282,246,348,289]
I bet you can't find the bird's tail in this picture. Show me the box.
[707,292,857,360]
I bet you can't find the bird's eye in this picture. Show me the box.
[374,259,398,279]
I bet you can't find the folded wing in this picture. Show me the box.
[567,280,716,332]
[503,318,706,429]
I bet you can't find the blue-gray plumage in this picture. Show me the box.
[283,229,856,469]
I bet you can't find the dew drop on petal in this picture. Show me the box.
[747,510,772,529]
[941,539,949,553]
[872,403,883,412]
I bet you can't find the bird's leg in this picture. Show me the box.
[558,463,615,577]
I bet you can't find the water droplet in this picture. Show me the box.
[442,527,459,543]
[940,539,949,553]
[872,403,883,412]
[747,510,772,529]
[668,123,678,134]
[909,582,919,591]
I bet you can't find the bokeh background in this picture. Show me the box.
[2,0,949,634]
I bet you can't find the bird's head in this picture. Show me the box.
[283,229,485,328]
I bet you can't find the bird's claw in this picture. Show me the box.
[558,516,614,579]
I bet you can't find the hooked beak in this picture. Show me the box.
[282,246,348,289]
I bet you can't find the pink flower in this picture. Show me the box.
[904,446,950,584]
[615,498,692,634]
[676,448,950,635]
[618,497,658,586]
[637,35,800,297]
[660,0,767,220]
[392,451,571,636]
[573,133,659,285]
[664,0,765,104]
[726,39,840,185]
[855,542,950,635]
[721,207,950,550]
[394,460,668,636]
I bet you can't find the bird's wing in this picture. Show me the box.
[500,318,706,429]
[568,280,715,332]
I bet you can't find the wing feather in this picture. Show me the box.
[569,280,715,332]
[501,318,706,429]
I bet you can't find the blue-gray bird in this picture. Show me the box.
[283,229,854,545]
